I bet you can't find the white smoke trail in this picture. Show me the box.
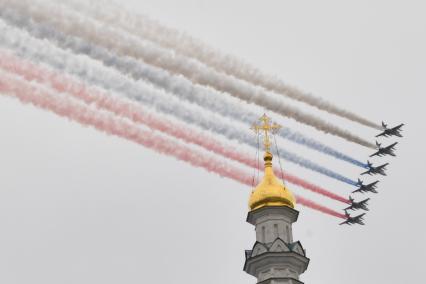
[0,20,358,185]
[0,0,376,148]
[0,69,346,219]
[64,0,381,130]
[0,5,368,168]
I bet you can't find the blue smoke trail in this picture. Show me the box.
[6,0,374,149]
[0,6,368,170]
[0,18,358,186]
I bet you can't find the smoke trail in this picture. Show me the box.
[0,69,345,219]
[281,128,368,168]
[0,6,368,169]
[0,0,376,148]
[0,49,351,205]
[0,20,358,186]
[64,0,381,130]
[296,196,346,219]
[275,171,350,204]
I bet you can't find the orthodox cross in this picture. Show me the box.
[251,114,281,153]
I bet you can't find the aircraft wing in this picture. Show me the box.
[375,131,387,138]
[367,182,379,193]
[387,142,398,149]
[339,220,350,225]
[369,151,380,157]
[354,213,366,224]
[373,163,388,175]
[376,163,389,171]
[352,188,362,194]
[344,205,353,211]
[392,124,404,131]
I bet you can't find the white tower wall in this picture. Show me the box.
[244,206,309,284]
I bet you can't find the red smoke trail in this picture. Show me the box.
[0,49,350,205]
[296,196,346,219]
[0,70,345,219]
[0,70,251,186]
[276,172,350,204]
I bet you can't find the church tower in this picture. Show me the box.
[244,115,309,284]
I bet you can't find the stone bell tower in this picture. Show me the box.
[244,114,309,284]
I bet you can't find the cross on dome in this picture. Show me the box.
[251,114,281,153]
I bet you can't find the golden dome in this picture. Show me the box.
[249,151,296,211]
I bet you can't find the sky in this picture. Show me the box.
[0,0,425,283]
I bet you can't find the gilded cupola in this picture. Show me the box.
[248,114,296,211]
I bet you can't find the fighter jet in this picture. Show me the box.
[344,196,370,211]
[376,122,404,138]
[353,179,379,194]
[339,210,366,226]
[370,141,398,157]
[361,161,389,176]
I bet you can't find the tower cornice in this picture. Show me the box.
[247,206,299,225]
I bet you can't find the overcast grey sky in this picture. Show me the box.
[0,0,425,283]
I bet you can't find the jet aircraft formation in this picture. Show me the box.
[340,122,404,226]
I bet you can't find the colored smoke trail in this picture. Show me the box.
[275,172,350,205]
[65,0,381,130]
[0,49,350,205]
[280,128,367,168]
[296,196,346,219]
[0,21,359,186]
[0,0,376,149]
[0,5,366,169]
[0,69,345,220]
